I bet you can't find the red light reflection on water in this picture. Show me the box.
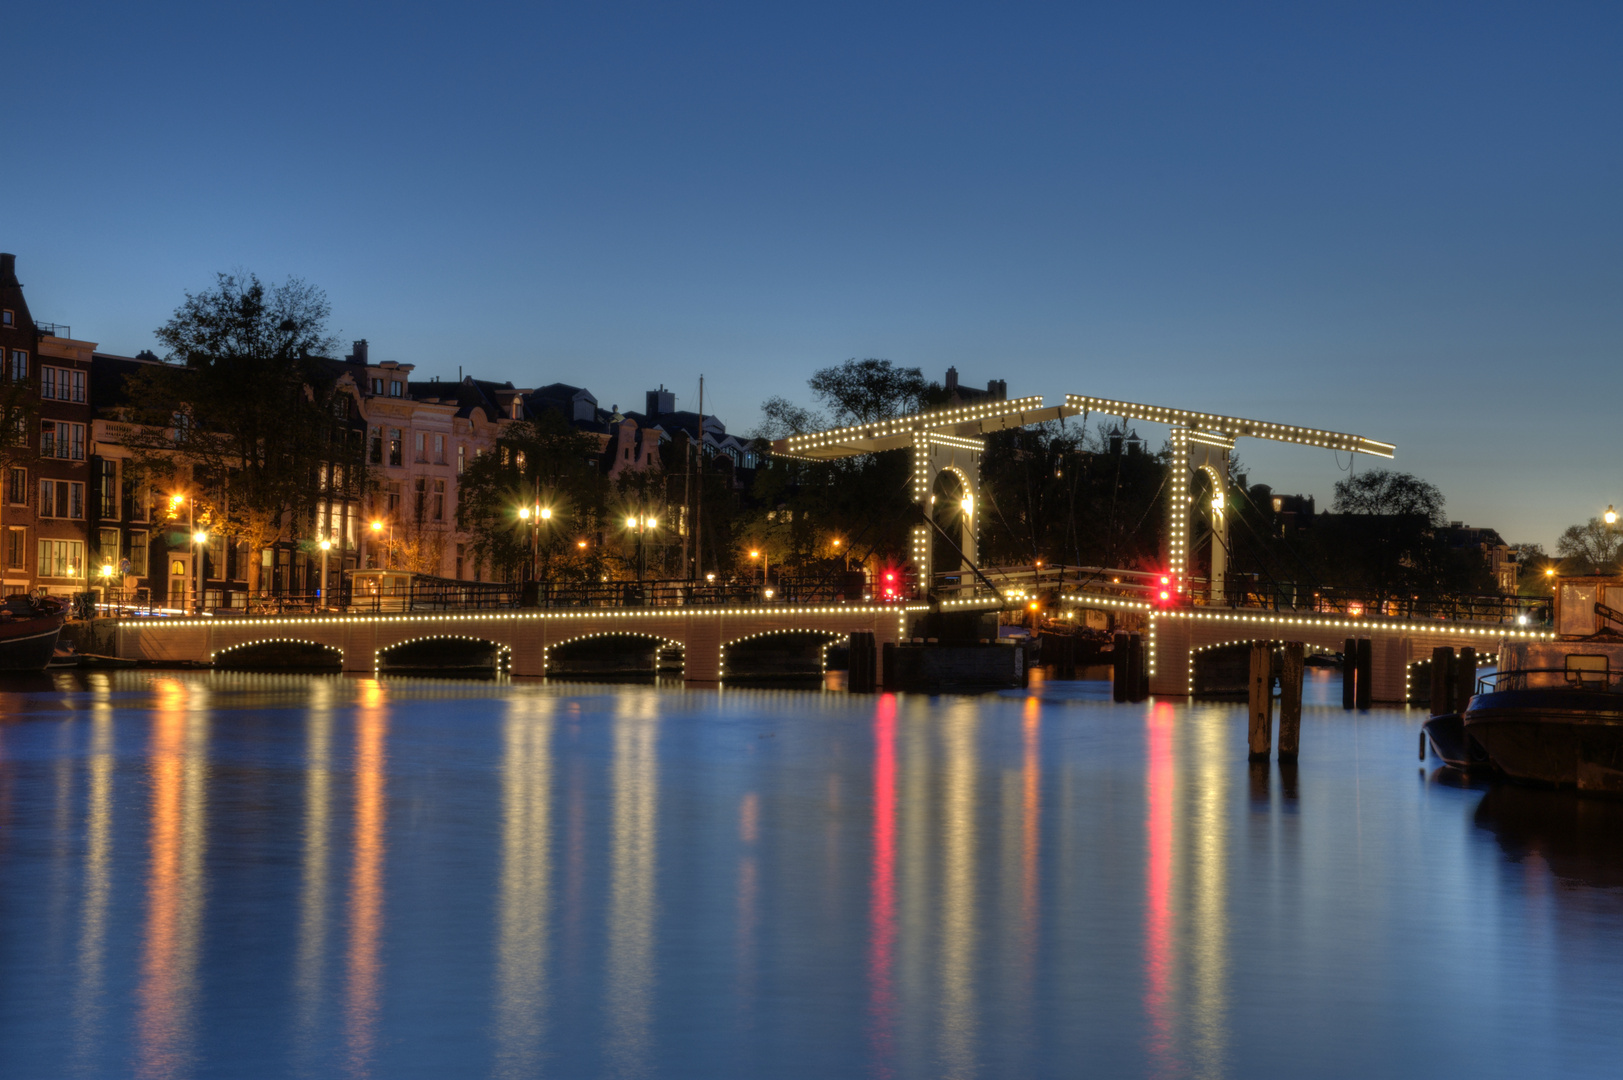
[867,694,898,1075]
[1144,701,1176,1070]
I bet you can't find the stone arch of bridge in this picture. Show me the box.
[544,631,684,677]
[719,628,848,679]
[211,637,344,669]
[375,634,513,674]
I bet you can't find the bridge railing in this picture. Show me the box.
[101,574,899,619]
[1195,584,1549,625]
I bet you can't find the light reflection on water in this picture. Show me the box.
[0,671,1621,1079]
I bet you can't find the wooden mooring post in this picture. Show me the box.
[1247,640,1273,761]
[1354,637,1373,710]
[1429,646,1455,715]
[1342,636,1357,710]
[1278,641,1305,760]
[1454,646,1477,714]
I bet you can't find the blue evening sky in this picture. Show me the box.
[6,2,1618,547]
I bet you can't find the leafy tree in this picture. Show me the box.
[1555,517,1623,575]
[456,411,609,581]
[118,273,357,594]
[807,358,927,425]
[752,396,827,441]
[1311,469,1451,601]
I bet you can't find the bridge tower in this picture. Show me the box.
[1065,395,1395,603]
[773,396,1065,587]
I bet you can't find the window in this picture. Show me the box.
[10,416,26,446]
[5,527,24,569]
[123,479,148,523]
[1,310,12,327]
[457,445,466,474]
[414,431,426,462]
[98,528,120,564]
[98,460,118,519]
[432,478,445,522]
[413,477,426,521]
[6,467,23,505]
[7,350,26,380]
[40,366,85,402]
[388,429,402,467]
[389,380,403,397]
[39,480,84,519]
[510,399,522,420]
[36,539,84,578]
[434,434,445,464]
[41,421,86,460]
[369,426,383,464]
[371,377,384,394]
[128,531,148,576]
[386,482,401,517]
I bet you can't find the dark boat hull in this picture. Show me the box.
[1464,689,1623,795]
[1422,712,1489,769]
[0,620,66,673]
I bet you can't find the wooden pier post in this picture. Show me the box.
[1248,640,1274,761]
[1342,636,1357,709]
[1429,646,1454,714]
[1126,633,1145,703]
[1278,641,1305,760]
[848,631,876,692]
[1454,646,1477,713]
[1354,637,1373,710]
[1112,633,1129,702]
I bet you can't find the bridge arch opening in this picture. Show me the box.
[931,468,974,576]
[545,633,683,679]
[721,629,847,682]
[1190,639,1338,698]
[377,636,511,676]
[213,639,343,671]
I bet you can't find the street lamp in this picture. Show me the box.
[1607,504,1617,526]
[319,538,332,609]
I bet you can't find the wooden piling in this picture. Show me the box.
[1354,637,1373,710]
[1454,646,1477,714]
[1278,641,1304,760]
[1342,636,1357,709]
[1112,633,1129,702]
[1126,633,1145,703]
[1429,646,1454,715]
[881,641,897,691]
[848,631,876,692]
[1248,640,1273,761]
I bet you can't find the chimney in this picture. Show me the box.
[0,253,15,287]
[349,339,369,365]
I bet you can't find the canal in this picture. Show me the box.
[0,670,1619,1078]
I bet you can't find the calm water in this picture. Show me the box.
[2,670,1621,1079]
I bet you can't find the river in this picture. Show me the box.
[1,670,1620,1079]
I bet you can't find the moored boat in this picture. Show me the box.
[0,595,68,674]
[1463,576,1623,794]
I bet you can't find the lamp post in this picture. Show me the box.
[369,519,393,569]
[192,529,207,614]
[626,513,658,582]
[319,538,332,610]
[1607,504,1617,527]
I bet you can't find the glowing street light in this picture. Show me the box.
[1607,504,1617,526]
